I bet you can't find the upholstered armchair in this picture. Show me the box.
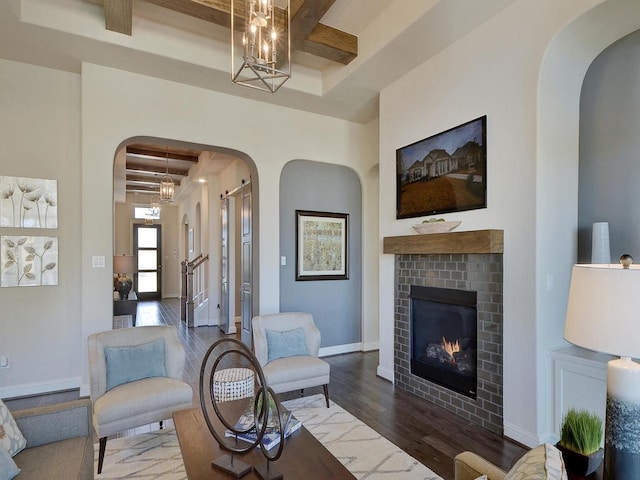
[252,312,330,408]
[88,326,193,473]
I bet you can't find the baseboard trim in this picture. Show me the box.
[319,343,361,357]
[504,421,539,448]
[0,377,81,400]
[362,341,379,351]
[376,365,394,382]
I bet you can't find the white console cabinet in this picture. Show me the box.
[548,345,612,441]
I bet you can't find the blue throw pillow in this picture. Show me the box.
[266,327,309,363]
[105,337,167,391]
[0,446,20,480]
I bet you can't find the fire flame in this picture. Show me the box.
[442,336,460,362]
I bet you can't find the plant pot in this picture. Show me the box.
[556,443,604,477]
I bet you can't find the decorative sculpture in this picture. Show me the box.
[199,337,286,479]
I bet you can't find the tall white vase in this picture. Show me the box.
[592,222,611,264]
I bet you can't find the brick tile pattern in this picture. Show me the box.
[394,253,504,435]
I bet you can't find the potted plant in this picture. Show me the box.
[556,408,604,476]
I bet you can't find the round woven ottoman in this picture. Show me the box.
[212,367,255,403]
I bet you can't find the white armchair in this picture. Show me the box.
[88,326,193,473]
[252,312,330,407]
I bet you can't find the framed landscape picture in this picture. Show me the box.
[296,210,348,281]
[396,116,487,219]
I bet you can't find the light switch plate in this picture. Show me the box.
[92,256,105,268]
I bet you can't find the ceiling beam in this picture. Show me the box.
[289,0,335,59]
[105,0,357,65]
[126,146,199,163]
[126,165,190,177]
[104,0,132,35]
[301,22,357,65]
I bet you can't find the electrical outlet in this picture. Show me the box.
[0,356,9,369]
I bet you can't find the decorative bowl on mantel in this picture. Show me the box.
[412,221,461,235]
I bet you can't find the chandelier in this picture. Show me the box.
[159,146,174,203]
[231,0,291,93]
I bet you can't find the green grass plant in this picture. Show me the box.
[559,408,603,455]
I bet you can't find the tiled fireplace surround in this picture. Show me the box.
[384,230,504,435]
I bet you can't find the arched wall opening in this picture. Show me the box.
[535,0,640,441]
[111,136,260,331]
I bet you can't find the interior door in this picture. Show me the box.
[134,224,162,300]
[240,183,252,345]
[219,197,230,333]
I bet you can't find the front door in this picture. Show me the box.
[134,224,162,300]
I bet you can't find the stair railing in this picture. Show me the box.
[180,254,208,327]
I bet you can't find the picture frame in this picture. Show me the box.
[396,115,487,219]
[296,210,348,281]
[1,176,58,228]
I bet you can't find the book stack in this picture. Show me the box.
[225,404,302,450]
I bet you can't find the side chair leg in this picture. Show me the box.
[159,420,164,430]
[98,436,107,474]
[323,384,330,408]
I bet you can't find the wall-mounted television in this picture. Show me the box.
[396,115,487,219]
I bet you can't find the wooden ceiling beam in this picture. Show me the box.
[126,147,199,163]
[104,0,133,35]
[126,165,190,177]
[289,0,335,59]
[115,0,358,65]
[301,23,357,65]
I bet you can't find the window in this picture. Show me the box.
[134,207,160,220]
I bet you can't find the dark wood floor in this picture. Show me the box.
[6,298,527,480]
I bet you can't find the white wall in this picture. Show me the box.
[378,0,640,446]
[79,63,378,393]
[0,59,82,398]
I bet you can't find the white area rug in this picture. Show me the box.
[95,394,443,480]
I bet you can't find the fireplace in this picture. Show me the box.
[390,248,503,434]
[410,285,477,399]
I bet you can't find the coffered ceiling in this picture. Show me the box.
[1,0,519,202]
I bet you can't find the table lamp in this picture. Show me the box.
[564,256,640,480]
[113,254,137,300]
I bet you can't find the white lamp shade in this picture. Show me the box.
[565,264,640,359]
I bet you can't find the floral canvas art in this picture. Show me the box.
[0,176,58,228]
[1,236,58,287]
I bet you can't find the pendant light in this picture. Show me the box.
[230,0,291,93]
[160,146,174,203]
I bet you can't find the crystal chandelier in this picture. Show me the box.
[159,146,174,203]
[231,0,291,93]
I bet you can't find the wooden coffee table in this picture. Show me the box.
[173,406,355,480]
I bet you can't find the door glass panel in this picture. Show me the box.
[138,272,158,292]
[138,228,157,248]
[138,250,157,270]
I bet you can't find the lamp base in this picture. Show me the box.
[115,275,132,300]
[604,358,640,480]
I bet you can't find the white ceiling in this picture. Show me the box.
[0,0,518,124]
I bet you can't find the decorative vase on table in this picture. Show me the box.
[115,274,132,300]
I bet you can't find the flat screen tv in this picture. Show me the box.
[396,115,487,219]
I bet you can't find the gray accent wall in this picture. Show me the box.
[279,160,362,348]
[578,29,640,262]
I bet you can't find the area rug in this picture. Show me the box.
[94,394,443,480]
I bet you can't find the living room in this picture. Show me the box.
[2,0,640,476]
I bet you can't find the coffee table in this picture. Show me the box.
[173,406,355,480]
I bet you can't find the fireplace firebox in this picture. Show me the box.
[410,285,477,399]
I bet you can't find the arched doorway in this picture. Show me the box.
[112,137,260,345]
